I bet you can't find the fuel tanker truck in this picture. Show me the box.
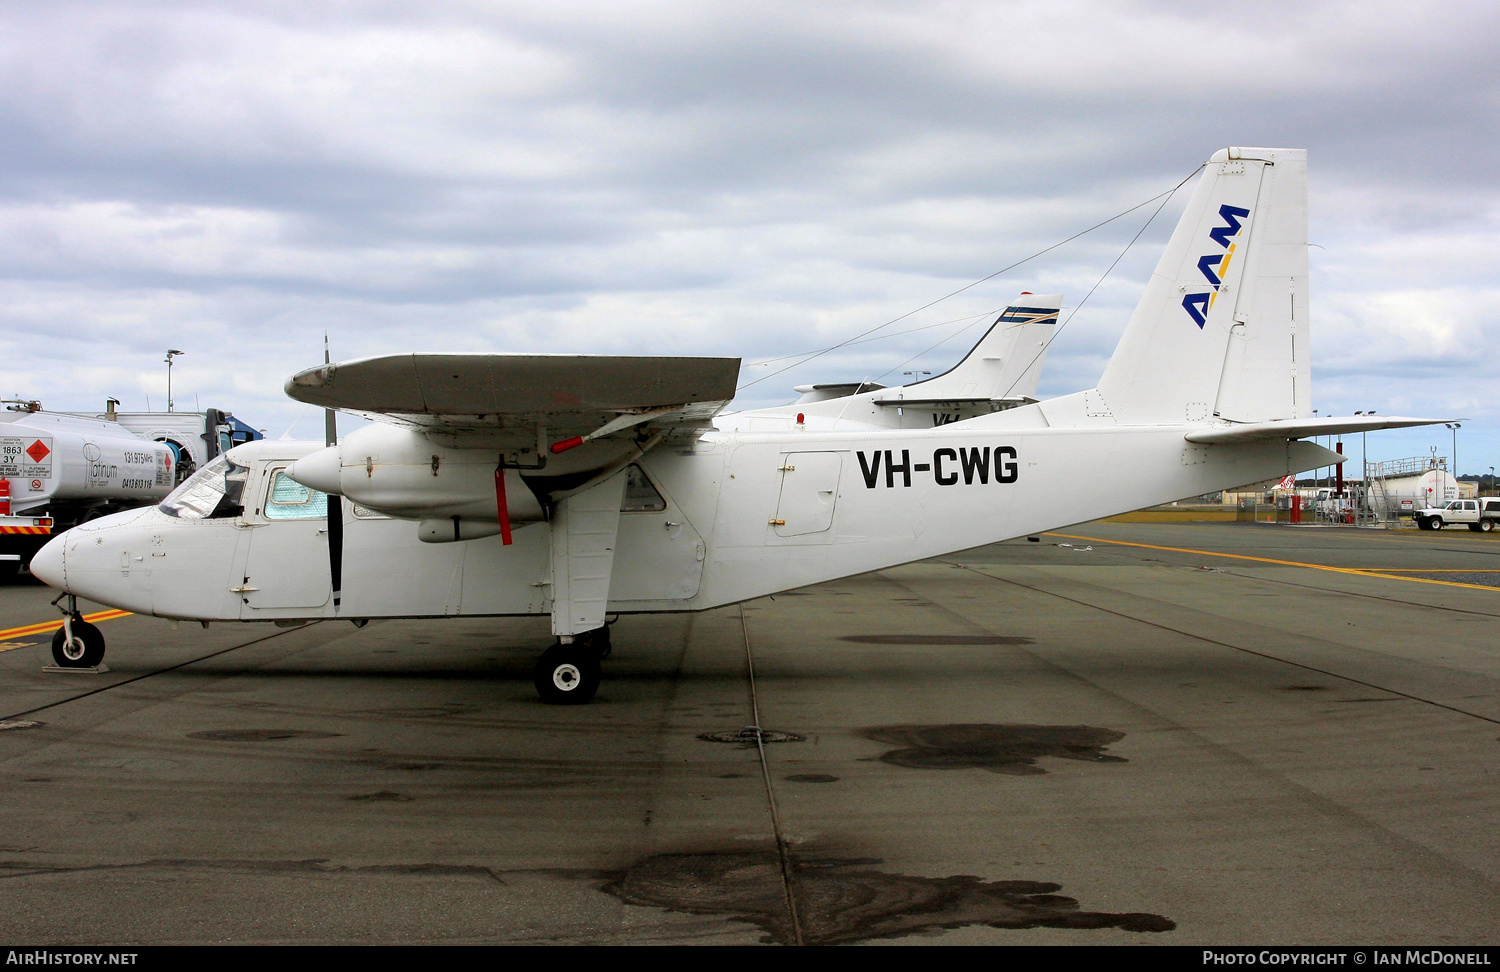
[0,400,260,580]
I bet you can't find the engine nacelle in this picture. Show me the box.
[287,424,544,523]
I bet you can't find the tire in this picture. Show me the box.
[1416,518,1433,531]
[1469,523,1482,532]
[1481,519,1495,533]
[1432,518,1444,530]
[51,619,105,668]
[534,643,600,705]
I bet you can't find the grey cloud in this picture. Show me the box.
[0,0,1493,465]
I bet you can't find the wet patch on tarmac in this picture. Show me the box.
[603,851,1173,944]
[361,704,477,718]
[862,724,1126,776]
[841,634,1032,646]
[785,774,839,784]
[346,791,414,803]
[0,857,507,885]
[186,729,344,742]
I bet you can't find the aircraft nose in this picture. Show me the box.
[287,446,343,495]
[29,533,66,589]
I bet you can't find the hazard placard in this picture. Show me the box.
[1,437,52,479]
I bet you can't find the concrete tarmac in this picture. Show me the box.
[0,520,1497,945]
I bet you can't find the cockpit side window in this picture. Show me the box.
[264,471,329,520]
[159,455,248,520]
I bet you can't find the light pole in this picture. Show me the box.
[1355,412,1366,523]
[1445,422,1462,499]
[165,349,185,412]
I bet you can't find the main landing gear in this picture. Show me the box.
[533,624,612,705]
[50,594,105,669]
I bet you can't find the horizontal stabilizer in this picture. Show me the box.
[1184,415,1454,444]
[874,396,1035,409]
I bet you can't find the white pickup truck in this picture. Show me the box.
[1412,498,1500,532]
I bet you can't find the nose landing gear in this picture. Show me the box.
[49,594,106,669]
[52,618,104,668]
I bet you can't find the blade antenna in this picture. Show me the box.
[323,334,343,609]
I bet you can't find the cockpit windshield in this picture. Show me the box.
[159,454,248,519]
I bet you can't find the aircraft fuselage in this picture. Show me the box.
[36,409,1331,623]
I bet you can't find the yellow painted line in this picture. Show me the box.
[1344,568,1500,573]
[1046,533,1500,593]
[0,609,133,649]
[1331,530,1500,545]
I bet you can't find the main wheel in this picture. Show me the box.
[51,619,104,668]
[1481,519,1495,533]
[1432,517,1445,530]
[1469,523,1482,532]
[534,643,601,705]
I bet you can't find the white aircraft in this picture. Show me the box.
[30,147,1445,703]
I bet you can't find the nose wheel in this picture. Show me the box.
[52,617,105,668]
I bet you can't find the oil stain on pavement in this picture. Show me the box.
[861,724,1126,775]
[604,851,1173,944]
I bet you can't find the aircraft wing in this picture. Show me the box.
[1184,415,1453,444]
[286,353,741,447]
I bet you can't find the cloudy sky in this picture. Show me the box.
[1,0,1495,476]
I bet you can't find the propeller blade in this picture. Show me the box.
[324,335,343,609]
[327,493,343,609]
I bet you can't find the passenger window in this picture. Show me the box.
[264,471,328,520]
[621,464,667,512]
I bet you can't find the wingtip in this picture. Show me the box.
[285,364,336,399]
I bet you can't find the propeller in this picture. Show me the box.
[323,335,343,609]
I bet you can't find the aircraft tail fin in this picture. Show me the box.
[1096,148,1309,424]
[906,294,1061,401]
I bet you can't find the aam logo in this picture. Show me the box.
[1181,204,1250,328]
